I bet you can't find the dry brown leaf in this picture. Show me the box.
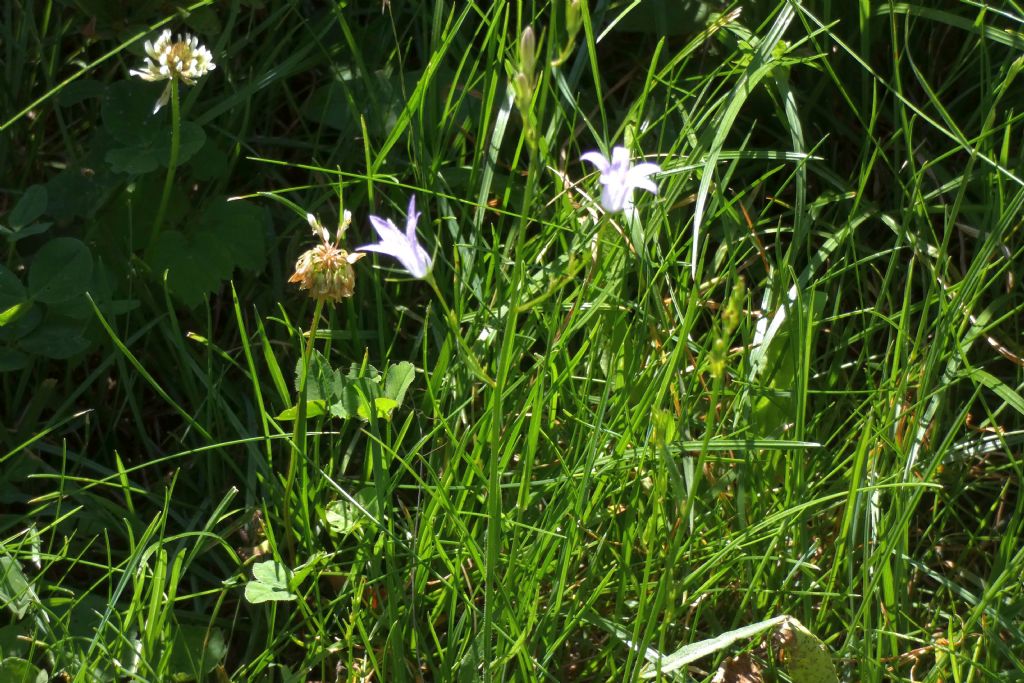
[711,653,764,683]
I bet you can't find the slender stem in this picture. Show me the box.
[426,275,496,388]
[483,149,542,680]
[149,79,181,253]
[283,298,325,564]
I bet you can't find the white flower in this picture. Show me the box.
[357,196,433,279]
[580,146,661,213]
[130,29,216,112]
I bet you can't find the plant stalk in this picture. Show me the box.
[283,298,325,564]
[148,79,181,254]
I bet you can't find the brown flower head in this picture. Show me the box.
[288,211,364,303]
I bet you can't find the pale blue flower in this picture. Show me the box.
[357,196,433,279]
[580,146,661,213]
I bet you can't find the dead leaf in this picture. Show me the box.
[712,653,764,683]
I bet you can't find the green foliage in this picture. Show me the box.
[0,63,271,369]
[243,560,296,604]
[281,353,416,422]
[326,487,380,537]
[0,185,50,243]
[102,81,206,174]
[0,554,36,620]
[147,199,268,307]
[2,0,1023,681]
[775,618,839,683]
[0,239,94,367]
[0,658,46,683]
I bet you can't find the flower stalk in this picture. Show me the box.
[132,29,215,254]
[282,297,325,563]
[149,79,180,253]
[282,209,360,561]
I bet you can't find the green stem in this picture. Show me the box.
[426,275,496,388]
[283,298,325,564]
[148,79,180,254]
[482,150,542,680]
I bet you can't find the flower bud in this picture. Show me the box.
[519,26,536,84]
[722,276,746,335]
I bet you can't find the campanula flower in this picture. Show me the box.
[357,196,433,279]
[580,146,661,213]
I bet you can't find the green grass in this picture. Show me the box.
[2,1,1023,681]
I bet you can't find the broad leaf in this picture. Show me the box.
[27,238,93,304]
[17,323,90,359]
[243,560,296,603]
[0,349,28,373]
[102,81,207,174]
[8,185,47,229]
[0,657,46,683]
[275,400,327,422]
[776,618,838,683]
[326,487,379,536]
[383,361,415,407]
[167,625,228,681]
[146,199,268,306]
[0,555,36,620]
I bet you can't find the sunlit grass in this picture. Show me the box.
[1,1,1023,681]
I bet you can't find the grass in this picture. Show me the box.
[2,0,1023,681]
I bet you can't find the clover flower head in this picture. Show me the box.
[580,146,661,214]
[289,211,364,303]
[357,196,433,280]
[130,29,216,113]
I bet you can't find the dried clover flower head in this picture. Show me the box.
[289,211,364,303]
[130,29,216,112]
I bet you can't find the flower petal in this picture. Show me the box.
[629,175,659,195]
[610,146,631,170]
[601,183,632,213]
[580,151,611,173]
[356,242,406,259]
[628,162,661,179]
[153,82,172,114]
[369,215,402,242]
[404,195,420,244]
[358,198,433,279]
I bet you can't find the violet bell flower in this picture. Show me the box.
[357,196,433,279]
[580,146,661,213]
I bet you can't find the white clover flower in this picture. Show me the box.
[580,146,661,213]
[130,29,216,113]
[289,211,364,303]
[357,196,433,280]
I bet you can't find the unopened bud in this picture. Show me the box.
[513,72,532,106]
[519,26,536,83]
[722,276,745,334]
[336,209,352,242]
[710,336,728,379]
